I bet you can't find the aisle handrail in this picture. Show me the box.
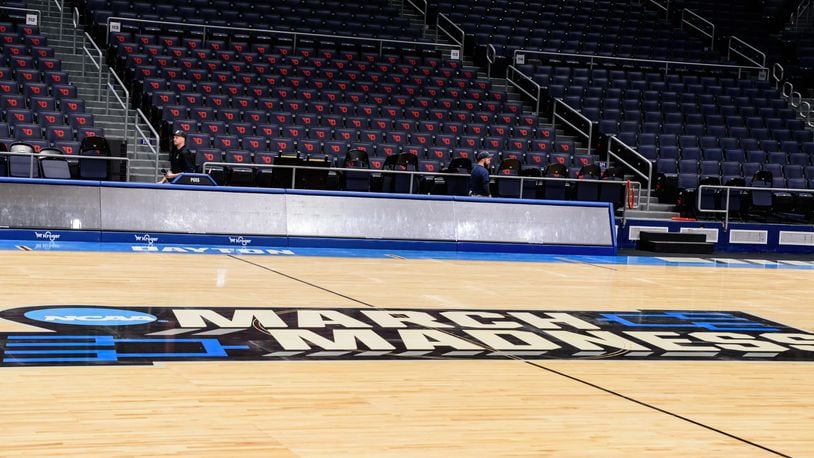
[607,136,652,211]
[134,109,160,179]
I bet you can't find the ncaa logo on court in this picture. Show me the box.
[23,307,157,326]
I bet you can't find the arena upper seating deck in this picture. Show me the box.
[82,0,420,39]
[667,0,813,92]
[434,0,724,64]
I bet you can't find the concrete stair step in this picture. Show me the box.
[624,210,681,220]
[637,232,715,254]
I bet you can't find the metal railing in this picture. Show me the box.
[789,0,812,31]
[486,44,497,78]
[607,136,652,211]
[106,16,460,58]
[435,13,465,58]
[727,36,767,69]
[71,6,79,51]
[81,32,103,100]
[199,161,634,211]
[50,0,64,39]
[0,150,131,181]
[777,70,813,129]
[681,8,715,50]
[506,65,542,114]
[511,49,766,79]
[134,108,160,179]
[772,63,784,90]
[0,6,41,27]
[799,101,813,128]
[645,0,670,21]
[782,81,802,108]
[552,98,594,152]
[106,68,130,141]
[403,0,428,27]
[697,183,812,230]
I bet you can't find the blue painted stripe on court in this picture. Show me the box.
[2,239,814,270]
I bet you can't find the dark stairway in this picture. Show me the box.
[637,232,715,254]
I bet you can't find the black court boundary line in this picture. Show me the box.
[228,254,791,458]
[227,254,377,308]
[554,256,619,271]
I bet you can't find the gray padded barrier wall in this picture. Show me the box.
[0,181,103,230]
[0,180,615,250]
[100,186,289,235]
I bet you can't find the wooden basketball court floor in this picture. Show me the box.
[0,248,812,457]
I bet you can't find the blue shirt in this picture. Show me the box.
[468,164,490,196]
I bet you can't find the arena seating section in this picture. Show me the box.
[0,17,103,159]
[1,0,812,217]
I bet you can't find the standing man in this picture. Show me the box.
[468,151,492,197]
[159,129,195,183]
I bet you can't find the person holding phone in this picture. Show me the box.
[158,129,195,183]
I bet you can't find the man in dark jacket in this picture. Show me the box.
[468,151,492,197]
[159,129,195,183]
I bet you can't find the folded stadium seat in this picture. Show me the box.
[573,164,602,202]
[410,132,433,148]
[678,135,698,149]
[8,142,39,178]
[525,152,547,169]
[768,128,791,143]
[789,153,810,167]
[698,136,719,149]
[530,140,552,154]
[541,163,569,200]
[458,135,478,149]
[682,147,703,161]
[23,82,48,102]
[38,147,72,179]
[684,124,706,137]
[699,159,721,177]
[739,137,760,152]
[785,165,804,179]
[213,134,239,152]
[742,161,762,178]
[7,109,34,126]
[270,138,296,154]
[759,139,780,152]
[340,148,371,192]
[764,117,784,130]
[241,136,266,153]
[702,147,723,162]
[45,124,72,144]
[75,137,110,181]
[227,122,252,139]
[376,143,399,158]
[794,130,814,143]
[749,170,774,210]
[223,150,254,186]
[657,158,678,177]
[322,141,345,158]
[298,140,321,156]
[599,120,619,135]
[764,163,784,181]
[13,122,42,142]
[195,149,225,182]
[190,106,214,125]
[722,144,750,163]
